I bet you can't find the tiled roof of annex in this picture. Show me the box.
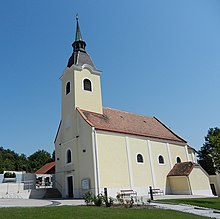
[35,161,55,174]
[167,162,200,176]
[77,107,186,143]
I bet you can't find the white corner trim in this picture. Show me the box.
[92,127,100,195]
[166,143,173,168]
[185,145,190,161]
[125,136,133,189]
[147,140,156,188]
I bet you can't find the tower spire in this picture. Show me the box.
[75,14,83,41]
[67,15,96,68]
[72,14,86,52]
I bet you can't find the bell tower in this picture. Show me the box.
[60,15,103,128]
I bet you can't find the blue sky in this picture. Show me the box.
[0,0,220,156]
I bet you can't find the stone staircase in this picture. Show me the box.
[43,188,62,199]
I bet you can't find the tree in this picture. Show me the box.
[28,150,52,173]
[198,127,220,174]
[52,150,55,161]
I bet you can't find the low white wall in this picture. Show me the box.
[0,183,31,199]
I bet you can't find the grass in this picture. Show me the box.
[0,205,208,219]
[157,197,220,210]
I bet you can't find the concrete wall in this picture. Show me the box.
[0,183,31,199]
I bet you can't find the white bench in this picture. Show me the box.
[151,188,164,195]
[120,189,137,197]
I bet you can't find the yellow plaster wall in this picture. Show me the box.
[77,112,96,193]
[128,137,153,187]
[189,167,212,195]
[169,176,190,194]
[169,143,188,164]
[60,68,78,140]
[96,132,130,188]
[74,68,103,114]
[150,141,170,188]
[188,150,196,162]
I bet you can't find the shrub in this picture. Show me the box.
[103,196,114,207]
[82,191,93,205]
[4,172,16,178]
[116,193,124,205]
[93,194,103,207]
[124,196,134,208]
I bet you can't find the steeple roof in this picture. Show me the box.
[75,15,83,41]
[67,15,96,69]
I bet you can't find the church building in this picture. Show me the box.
[54,17,213,198]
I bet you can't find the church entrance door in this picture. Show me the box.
[67,176,74,198]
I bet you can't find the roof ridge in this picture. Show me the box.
[103,107,153,119]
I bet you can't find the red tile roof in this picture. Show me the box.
[167,162,200,176]
[77,107,186,143]
[35,161,55,174]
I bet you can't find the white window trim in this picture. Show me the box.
[158,154,165,165]
[65,81,71,95]
[136,153,144,164]
[82,77,93,92]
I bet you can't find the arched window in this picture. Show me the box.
[158,155,164,164]
[176,157,181,163]
[137,154,144,163]
[66,82,71,95]
[83,79,92,91]
[67,149,72,163]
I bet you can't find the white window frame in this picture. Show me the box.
[82,77,93,92]
[158,154,165,165]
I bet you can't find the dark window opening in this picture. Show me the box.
[159,155,164,164]
[66,82,71,95]
[67,149,72,163]
[176,157,181,163]
[83,79,92,91]
[137,154,144,163]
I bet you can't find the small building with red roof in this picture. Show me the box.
[35,162,55,175]
[35,162,55,188]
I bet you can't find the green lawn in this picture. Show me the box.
[0,206,208,219]
[157,197,220,210]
